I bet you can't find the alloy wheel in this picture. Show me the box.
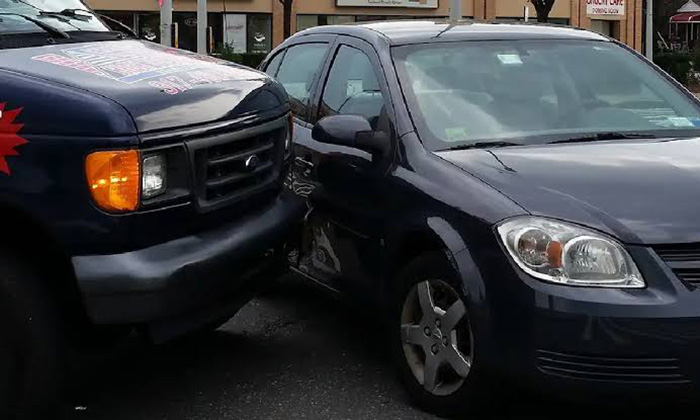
[400,279,473,396]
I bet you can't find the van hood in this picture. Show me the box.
[0,40,287,134]
[437,138,700,245]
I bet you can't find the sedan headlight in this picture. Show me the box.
[497,217,644,288]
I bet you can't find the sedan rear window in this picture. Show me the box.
[393,40,700,151]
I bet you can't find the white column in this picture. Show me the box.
[524,4,530,22]
[197,0,208,54]
[450,0,462,21]
[160,0,172,47]
[646,0,654,59]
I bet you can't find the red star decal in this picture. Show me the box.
[0,103,28,175]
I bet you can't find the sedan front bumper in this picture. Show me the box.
[465,244,700,398]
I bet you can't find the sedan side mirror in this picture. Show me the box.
[312,115,390,156]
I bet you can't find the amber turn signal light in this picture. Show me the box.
[86,150,140,212]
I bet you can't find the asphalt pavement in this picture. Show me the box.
[62,276,695,420]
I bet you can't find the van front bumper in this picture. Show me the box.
[72,192,304,327]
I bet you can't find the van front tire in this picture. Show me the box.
[0,255,67,419]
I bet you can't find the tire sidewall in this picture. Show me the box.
[389,251,485,416]
[0,290,23,416]
[0,254,67,419]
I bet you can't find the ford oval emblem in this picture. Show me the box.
[245,155,261,172]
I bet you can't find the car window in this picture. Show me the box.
[275,43,330,120]
[264,51,285,78]
[393,40,700,151]
[319,45,387,130]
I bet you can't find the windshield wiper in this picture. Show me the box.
[0,13,70,39]
[446,141,523,151]
[36,9,134,39]
[95,13,137,38]
[39,9,92,23]
[549,132,656,145]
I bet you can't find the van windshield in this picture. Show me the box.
[392,40,700,151]
[0,0,110,34]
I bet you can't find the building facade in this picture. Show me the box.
[85,0,645,54]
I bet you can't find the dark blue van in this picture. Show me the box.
[0,1,301,417]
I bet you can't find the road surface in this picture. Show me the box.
[63,276,694,420]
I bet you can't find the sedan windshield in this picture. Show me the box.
[393,40,700,151]
[0,0,110,34]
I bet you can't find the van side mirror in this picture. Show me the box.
[312,115,390,156]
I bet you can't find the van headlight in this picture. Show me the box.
[142,153,167,199]
[497,217,644,288]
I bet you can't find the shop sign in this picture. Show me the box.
[224,14,247,54]
[337,0,438,9]
[586,0,625,17]
[249,31,268,54]
[247,15,272,54]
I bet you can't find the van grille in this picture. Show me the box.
[655,244,700,287]
[189,117,287,211]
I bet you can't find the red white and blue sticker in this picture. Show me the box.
[31,41,254,95]
[0,103,28,176]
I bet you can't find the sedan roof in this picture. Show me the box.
[296,20,609,46]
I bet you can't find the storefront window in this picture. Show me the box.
[224,14,247,53]
[297,14,429,33]
[223,14,272,54]
[549,18,570,25]
[167,12,223,52]
[138,12,160,43]
[326,15,356,25]
[496,17,569,25]
[297,15,356,32]
[247,14,272,54]
[355,15,426,22]
[297,15,319,32]
[591,20,615,37]
[174,12,198,51]
[355,15,393,22]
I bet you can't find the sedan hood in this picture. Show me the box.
[437,138,700,245]
[0,40,286,134]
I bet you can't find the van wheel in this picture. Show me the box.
[0,302,21,416]
[0,255,67,419]
[390,252,490,416]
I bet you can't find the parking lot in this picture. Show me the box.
[59,276,690,420]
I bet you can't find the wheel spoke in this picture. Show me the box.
[401,324,428,346]
[422,354,440,392]
[442,300,466,333]
[416,281,436,317]
[446,345,471,378]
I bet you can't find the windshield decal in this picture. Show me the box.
[445,127,469,142]
[662,117,695,128]
[496,54,523,65]
[31,42,254,95]
[0,103,28,176]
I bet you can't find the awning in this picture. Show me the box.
[670,12,700,22]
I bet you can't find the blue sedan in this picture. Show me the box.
[262,20,700,415]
